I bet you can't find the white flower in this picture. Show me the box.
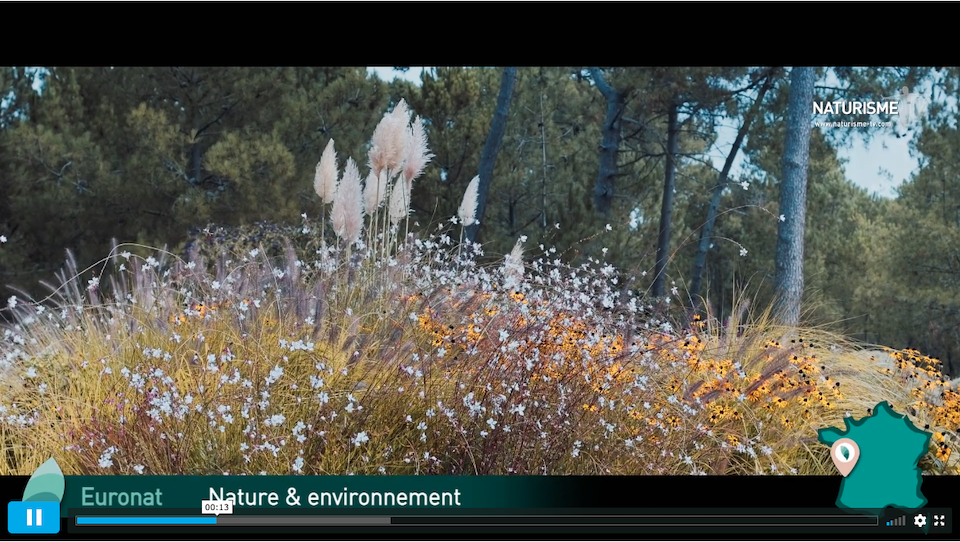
[265,414,286,426]
[605,224,612,231]
[779,214,786,222]
[571,440,582,458]
[739,247,748,257]
[266,364,284,385]
[0,235,6,243]
[98,446,118,469]
[740,181,749,190]
[353,431,370,446]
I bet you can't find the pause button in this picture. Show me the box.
[7,501,60,534]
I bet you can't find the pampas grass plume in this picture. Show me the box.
[315,139,339,204]
[458,175,480,226]
[330,158,365,246]
[363,170,388,215]
[388,175,410,227]
[369,99,412,180]
[402,115,433,188]
[502,237,525,291]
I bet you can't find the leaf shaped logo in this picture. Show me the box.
[23,457,65,503]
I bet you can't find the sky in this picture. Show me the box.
[368,67,922,199]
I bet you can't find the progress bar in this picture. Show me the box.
[392,514,881,526]
[75,515,387,526]
[75,514,879,527]
[76,516,217,526]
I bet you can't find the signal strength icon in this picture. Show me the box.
[887,515,905,526]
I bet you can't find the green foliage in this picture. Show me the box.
[406,67,497,225]
[0,67,388,300]
[872,115,960,375]
[1,64,958,381]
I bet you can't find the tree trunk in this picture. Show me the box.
[773,67,816,326]
[466,67,517,244]
[689,74,773,309]
[190,140,201,186]
[589,68,625,215]
[652,103,679,298]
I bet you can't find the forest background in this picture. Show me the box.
[1,66,958,377]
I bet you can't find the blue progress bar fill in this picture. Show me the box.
[76,516,217,526]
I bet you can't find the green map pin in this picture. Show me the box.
[22,458,65,503]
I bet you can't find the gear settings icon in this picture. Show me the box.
[914,514,927,528]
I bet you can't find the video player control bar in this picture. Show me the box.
[77,514,882,527]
